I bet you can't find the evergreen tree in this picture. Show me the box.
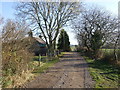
[57,29,70,51]
[91,30,104,59]
[91,30,103,51]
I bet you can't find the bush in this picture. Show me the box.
[2,40,34,87]
[101,49,120,65]
[117,50,120,61]
[102,52,114,63]
[1,19,34,88]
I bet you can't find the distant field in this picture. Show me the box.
[100,49,120,63]
[70,45,76,51]
[100,49,120,53]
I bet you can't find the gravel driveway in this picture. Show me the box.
[23,52,94,88]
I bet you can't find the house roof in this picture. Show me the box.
[22,36,46,45]
[34,37,46,44]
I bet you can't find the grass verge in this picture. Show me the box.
[84,56,119,88]
[58,52,65,57]
[32,57,59,74]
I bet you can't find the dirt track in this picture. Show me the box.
[23,52,94,88]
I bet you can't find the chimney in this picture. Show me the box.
[39,35,42,38]
[28,30,33,37]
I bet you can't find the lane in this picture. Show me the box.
[23,52,94,88]
[53,52,84,88]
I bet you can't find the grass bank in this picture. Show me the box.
[84,56,119,88]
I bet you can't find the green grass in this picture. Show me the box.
[84,56,119,88]
[32,57,59,74]
[100,49,120,53]
[70,45,76,51]
[2,77,12,88]
[58,52,65,57]
[33,56,47,62]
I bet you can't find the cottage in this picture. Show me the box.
[22,31,47,56]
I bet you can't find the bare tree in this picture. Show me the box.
[2,19,29,43]
[72,7,118,58]
[0,16,3,87]
[0,16,3,24]
[15,2,81,56]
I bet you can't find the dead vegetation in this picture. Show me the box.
[2,19,34,88]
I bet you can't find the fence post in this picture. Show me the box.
[54,50,56,56]
[38,54,42,66]
[46,53,48,62]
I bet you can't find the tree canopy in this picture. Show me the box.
[72,7,119,59]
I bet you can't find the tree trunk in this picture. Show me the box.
[47,41,54,57]
[114,41,118,63]
[113,33,119,64]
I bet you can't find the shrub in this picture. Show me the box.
[117,50,120,61]
[101,49,120,65]
[2,40,34,87]
[1,19,34,88]
[2,41,33,74]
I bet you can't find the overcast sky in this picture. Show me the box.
[0,0,119,45]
